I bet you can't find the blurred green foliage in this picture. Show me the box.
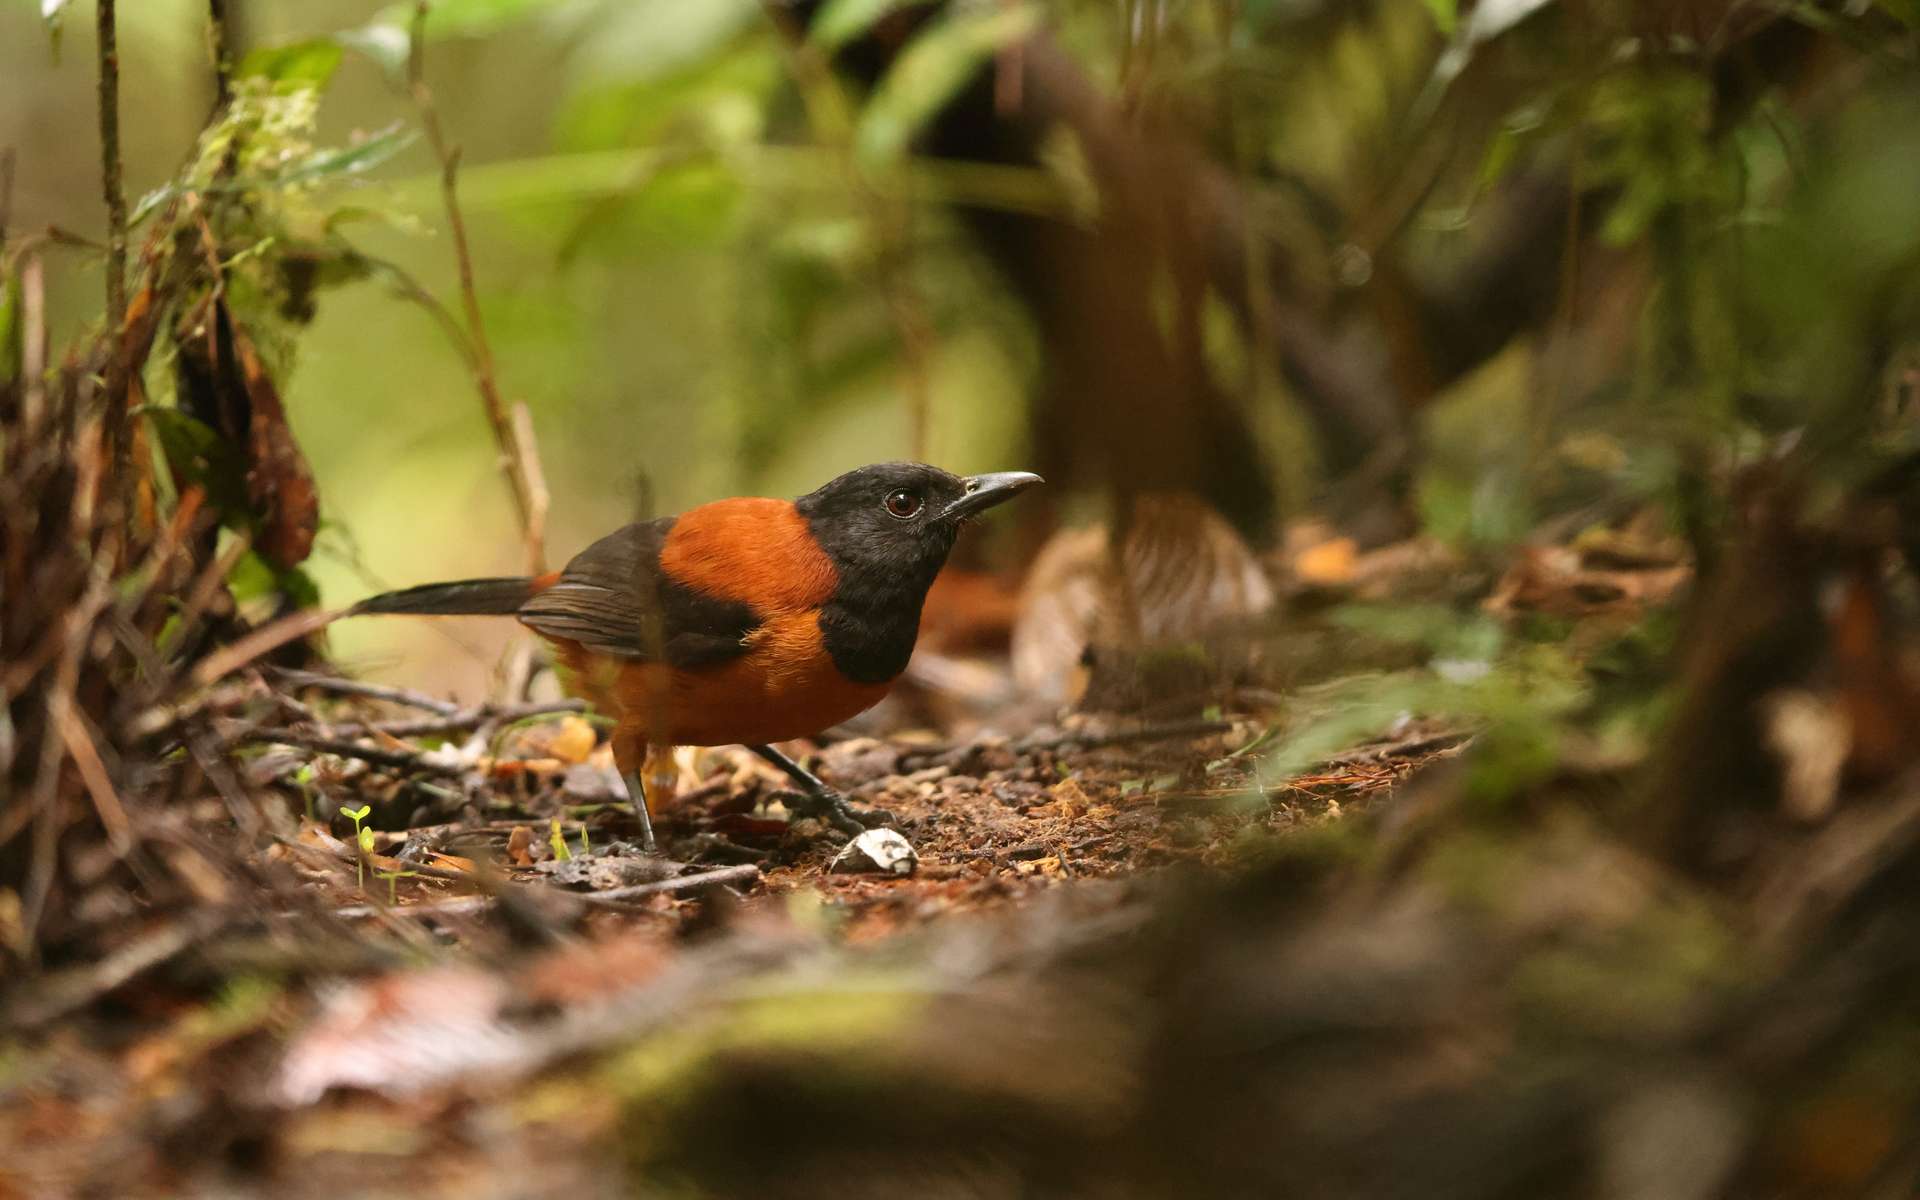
[4,0,1918,706]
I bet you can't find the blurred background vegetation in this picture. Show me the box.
[5,0,1918,703]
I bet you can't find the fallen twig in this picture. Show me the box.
[1012,718,1240,755]
[335,697,590,739]
[328,863,760,920]
[271,667,463,716]
[571,863,761,905]
[191,607,342,689]
[251,729,467,777]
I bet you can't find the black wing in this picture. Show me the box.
[517,518,758,668]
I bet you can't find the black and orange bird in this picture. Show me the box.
[353,463,1041,851]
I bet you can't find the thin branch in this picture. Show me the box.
[189,607,342,689]
[1010,718,1240,755]
[206,0,233,112]
[270,667,463,716]
[19,254,46,429]
[95,0,129,448]
[327,863,761,920]
[56,705,132,852]
[337,697,589,739]
[250,728,468,777]
[573,863,760,905]
[405,2,547,574]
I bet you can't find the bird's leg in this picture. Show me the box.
[618,771,658,854]
[611,729,660,854]
[748,744,893,838]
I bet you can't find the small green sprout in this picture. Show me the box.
[295,762,317,821]
[549,816,573,862]
[373,867,419,905]
[340,804,372,888]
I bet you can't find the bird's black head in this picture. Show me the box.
[795,461,1041,683]
[796,461,1040,583]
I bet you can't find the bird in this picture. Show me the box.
[352,462,1042,852]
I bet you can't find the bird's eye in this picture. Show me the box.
[884,489,923,519]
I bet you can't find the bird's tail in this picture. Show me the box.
[352,572,558,617]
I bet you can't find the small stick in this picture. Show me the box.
[95,0,127,354]
[573,863,760,905]
[253,729,467,777]
[336,698,589,739]
[56,705,132,852]
[328,863,760,919]
[271,667,462,716]
[206,0,233,112]
[191,607,342,688]
[982,718,1240,758]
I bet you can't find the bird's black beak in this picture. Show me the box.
[942,471,1043,521]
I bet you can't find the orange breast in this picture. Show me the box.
[552,610,890,761]
[659,498,838,611]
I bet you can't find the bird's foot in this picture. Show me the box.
[778,787,894,839]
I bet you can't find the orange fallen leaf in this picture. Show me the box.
[1294,536,1358,585]
[546,715,598,765]
[427,851,479,874]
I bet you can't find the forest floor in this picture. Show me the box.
[0,525,1692,1199]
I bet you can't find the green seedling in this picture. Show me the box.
[340,804,372,888]
[374,867,419,905]
[295,762,317,821]
[549,816,573,862]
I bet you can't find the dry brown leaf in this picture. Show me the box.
[1012,493,1275,707]
[173,299,319,569]
[545,715,598,765]
[506,826,536,868]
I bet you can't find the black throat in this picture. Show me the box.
[814,560,938,685]
[792,463,970,685]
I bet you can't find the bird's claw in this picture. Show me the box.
[779,788,894,839]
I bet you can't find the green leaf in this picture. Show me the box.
[811,0,905,50]
[226,551,278,609]
[130,124,416,229]
[273,122,417,187]
[237,39,345,90]
[278,564,322,610]
[1421,0,1457,35]
[142,406,252,517]
[341,804,371,821]
[855,4,1039,168]
[333,22,412,79]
